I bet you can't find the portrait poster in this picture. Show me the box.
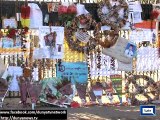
[124,42,137,58]
[39,26,64,59]
[56,62,88,84]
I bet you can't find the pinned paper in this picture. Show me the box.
[76,4,89,16]
[101,26,111,31]
[75,31,90,43]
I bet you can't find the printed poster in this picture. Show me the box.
[37,26,64,59]
[56,62,88,84]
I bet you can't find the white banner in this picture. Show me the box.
[90,54,121,77]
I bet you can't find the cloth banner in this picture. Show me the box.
[102,37,133,64]
[56,62,88,84]
[90,54,121,76]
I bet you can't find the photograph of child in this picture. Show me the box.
[124,43,136,58]
[44,32,57,47]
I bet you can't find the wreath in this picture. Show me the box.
[124,75,158,105]
[94,20,119,48]
[97,0,128,28]
[65,14,97,53]
[96,0,129,48]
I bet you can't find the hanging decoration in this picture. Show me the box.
[65,14,97,53]
[94,21,119,48]
[124,75,159,105]
[21,5,31,28]
[97,0,128,28]
[150,10,160,20]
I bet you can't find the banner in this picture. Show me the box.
[56,62,88,84]
[90,54,121,77]
[110,75,122,103]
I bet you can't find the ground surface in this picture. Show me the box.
[0,98,160,120]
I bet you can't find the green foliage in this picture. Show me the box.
[59,13,76,26]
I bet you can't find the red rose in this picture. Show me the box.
[24,27,29,34]
[58,5,68,15]
[7,29,17,38]
[70,101,80,108]
[10,29,17,35]
[7,34,12,38]
[151,10,159,19]
[67,4,77,14]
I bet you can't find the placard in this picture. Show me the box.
[56,62,88,84]
[2,18,17,28]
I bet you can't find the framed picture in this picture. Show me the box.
[124,42,137,58]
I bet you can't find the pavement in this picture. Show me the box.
[0,98,160,120]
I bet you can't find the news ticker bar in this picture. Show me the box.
[0,110,67,120]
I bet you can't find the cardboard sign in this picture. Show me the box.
[102,37,132,64]
[3,18,17,28]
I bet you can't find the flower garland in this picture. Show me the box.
[96,0,128,48]
[65,14,97,53]
[124,75,158,105]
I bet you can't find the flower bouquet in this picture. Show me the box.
[58,4,77,27]
[58,77,72,95]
